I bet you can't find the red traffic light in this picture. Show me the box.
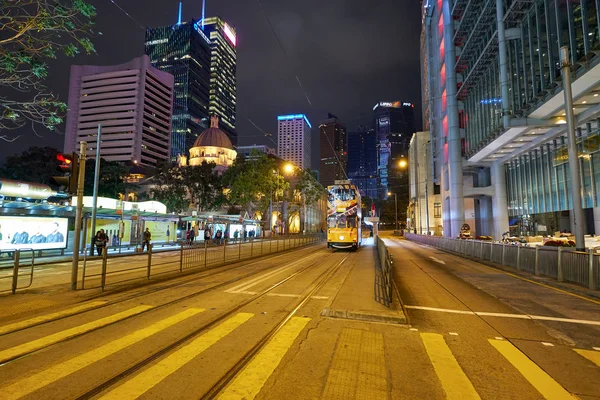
[57,153,72,164]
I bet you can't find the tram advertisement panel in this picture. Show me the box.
[0,216,68,250]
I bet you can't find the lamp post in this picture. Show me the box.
[387,192,398,232]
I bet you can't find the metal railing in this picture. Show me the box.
[405,233,598,291]
[82,234,323,291]
[375,236,394,307]
[0,249,35,294]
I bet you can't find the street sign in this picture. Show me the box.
[131,203,139,220]
[116,200,123,215]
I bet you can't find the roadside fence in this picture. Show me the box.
[81,234,323,291]
[0,249,35,294]
[405,233,599,291]
[375,236,394,307]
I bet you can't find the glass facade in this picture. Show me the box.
[202,17,237,146]
[145,21,211,160]
[348,128,378,198]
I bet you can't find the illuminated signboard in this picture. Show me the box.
[146,39,168,46]
[373,101,413,110]
[193,21,211,44]
[0,216,68,250]
[224,23,237,47]
[277,114,312,128]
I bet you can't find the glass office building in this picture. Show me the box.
[348,128,378,198]
[422,0,600,239]
[145,20,212,160]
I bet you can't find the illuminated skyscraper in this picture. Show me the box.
[277,114,312,169]
[319,113,347,187]
[145,19,212,160]
[202,17,237,145]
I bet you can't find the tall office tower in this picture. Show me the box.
[145,18,211,159]
[202,17,237,145]
[64,55,174,167]
[277,114,312,169]
[319,113,347,187]
[373,101,416,197]
[347,127,377,198]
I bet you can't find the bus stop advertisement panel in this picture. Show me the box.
[0,216,69,250]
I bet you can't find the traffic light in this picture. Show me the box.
[51,153,79,194]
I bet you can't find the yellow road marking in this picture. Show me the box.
[321,328,388,400]
[574,348,600,367]
[489,339,576,399]
[420,333,481,400]
[217,316,311,400]
[99,312,254,400]
[0,301,107,336]
[2,308,204,400]
[0,305,152,365]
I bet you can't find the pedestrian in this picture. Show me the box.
[94,230,106,256]
[142,228,151,251]
[233,230,239,241]
[243,229,247,241]
[190,227,196,243]
[166,227,170,244]
[216,229,223,245]
[204,227,211,243]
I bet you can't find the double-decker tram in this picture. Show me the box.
[327,180,361,250]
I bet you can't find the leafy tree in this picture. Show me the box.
[0,146,60,184]
[83,158,132,198]
[0,0,97,138]
[294,168,325,207]
[182,161,224,211]
[147,162,189,213]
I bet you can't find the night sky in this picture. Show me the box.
[2,0,423,169]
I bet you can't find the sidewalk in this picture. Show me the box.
[321,237,407,324]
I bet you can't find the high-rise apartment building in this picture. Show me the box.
[277,114,312,169]
[319,113,347,187]
[64,55,174,167]
[145,19,212,159]
[373,101,415,197]
[347,127,377,198]
[202,17,237,145]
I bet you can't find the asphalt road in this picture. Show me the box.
[0,235,599,399]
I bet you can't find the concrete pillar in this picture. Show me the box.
[282,201,288,234]
[443,0,464,238]
[492,162,510,240]
[594,207,600,235]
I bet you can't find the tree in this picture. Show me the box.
[294,168,325,207]
[0,1,97,138]
[0,146,60,184]
[83,158,132,198]
[182,161,224,211]
[148,162,189,213]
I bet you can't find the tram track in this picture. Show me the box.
[74,251,351,399]
[0,241,325,337]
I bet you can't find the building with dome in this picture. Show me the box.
[178,115,237,174]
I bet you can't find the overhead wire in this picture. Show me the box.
[107,0,146,30]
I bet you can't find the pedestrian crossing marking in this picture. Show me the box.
[320,328,388,400]
[574,348,600,367]
[421,332,481,400]
[217,316,311,400]
[0,301,107,336]
[489,339,576,399]
[0,305,152,365]
[98,312,254,400]
[1,308,204,400]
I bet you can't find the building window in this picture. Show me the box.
[434,203,441,218]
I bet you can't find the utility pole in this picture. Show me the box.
[560,46,585,250]
[71,142,87,290]
[89,124,102,255]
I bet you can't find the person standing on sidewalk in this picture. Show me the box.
[94,230,106,256]
[142,228,152,252]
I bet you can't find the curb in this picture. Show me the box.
[320,308,407,325]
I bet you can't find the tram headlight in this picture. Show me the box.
[339,235,345,240]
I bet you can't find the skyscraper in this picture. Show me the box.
[347,127,377,198]
[277,114,312,169]
[64,55,174,167]
[319,113,347,187]
[202,17,237,145]
[373,101,415,197]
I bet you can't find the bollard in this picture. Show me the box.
[534,247,540,276]
[589,248,596,291]
[101,247,108,291]
[147,244,152,279]
[557,247,564,282]
[11,250,20,294]
[516,245,521,271]
[179,242,184,272]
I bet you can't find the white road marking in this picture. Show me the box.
[225,291,328,300]
[267,293,300,298]
[225,264,298,293]
[310,296,330,300]
[449,332,459,336]
[410,328,418,331]
[429,256,446,265]
[542,342,554,347]
[593,347,600,351]
[405,305,600,327]
[495,337,504,340]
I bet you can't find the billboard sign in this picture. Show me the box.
[0,216,68,250]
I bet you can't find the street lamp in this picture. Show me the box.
[387,192,398,232]
[398,159,408,169]
[283,163,295,175]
